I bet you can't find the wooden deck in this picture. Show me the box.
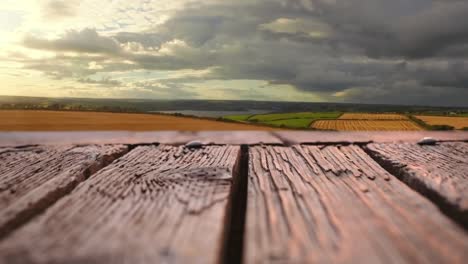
[0,131,467,263]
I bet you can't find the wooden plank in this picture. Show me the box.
[0,131,281,146]
[0,144,128,238]
[0,145,240,263]
[0,132,194,146]
[366,142,468,227]
[195,131,282,145]
[1,131,467,147]
[275,131,468,144]
[246,145,468,263]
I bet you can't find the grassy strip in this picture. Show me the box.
[260,118,315,129]
[410,112,468,117]
[222,114,253,122]
[222,112,342,129]
[407,115,454,131]
[248,112,342,122]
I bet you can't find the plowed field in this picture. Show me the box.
[415,116,468,129]
[312,120,423,131]
[339,113,407,120]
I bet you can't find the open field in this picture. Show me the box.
[312,120,423,131]
[339,113,407,120]
[0,110,278,131]
[223,114,252,122]
[415,116,468,129]
[223,112,342,128]
[261,118,314,128]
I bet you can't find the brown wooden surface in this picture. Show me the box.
[246,145,468,263]
[0,145,239,264]
[194,131,282,145]
[0,144,128,238]
[2,131,467,147]
[0,132,467,263]
[366,142,468,226]
[274,131,468,144]
[0,131,282,146]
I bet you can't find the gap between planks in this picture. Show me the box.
[219,145,249,264]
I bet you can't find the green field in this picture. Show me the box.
[248,112,342,122]
[222,112,342,129]
[223,114,252,122]
[262,118,315,128]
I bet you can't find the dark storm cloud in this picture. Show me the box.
[21,0,468,106]
[395,1,468,58]
[309,0,468,59]
[415,61,468,89]
[340,82,468,107]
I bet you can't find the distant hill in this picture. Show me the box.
[0,95,467,115]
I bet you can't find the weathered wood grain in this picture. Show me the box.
[0,131,282,146]
[0,132,195,147]
[195,131,282,145]
[0,144,128,238]
[274,131,468,144]
[3,131,466,147]
[246,145,468,263]
[0,145,240,264]
[366,142,468,227]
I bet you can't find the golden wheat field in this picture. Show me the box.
[0,110,279,131]
[415,116,468,129]
[311,120,423,131]
[339,113,407,120]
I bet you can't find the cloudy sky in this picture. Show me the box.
[1,0,468,106]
